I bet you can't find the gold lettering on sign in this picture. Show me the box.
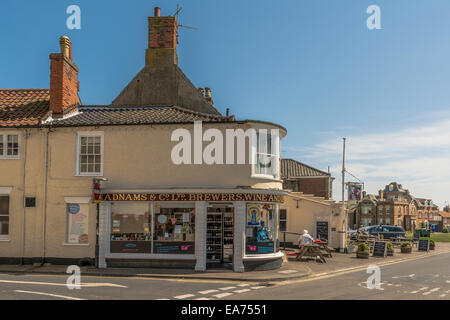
[101,193,283,202]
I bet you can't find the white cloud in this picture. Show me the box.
[297,116,450,208]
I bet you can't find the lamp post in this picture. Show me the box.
[93,178,108,268]
[340,138,346,253]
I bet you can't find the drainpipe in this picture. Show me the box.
[21,130,29,264]
[41,128,50,265]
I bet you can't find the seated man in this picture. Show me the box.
[298,229,314,248]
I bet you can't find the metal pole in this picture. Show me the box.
[95,203,99,268]
[340,138,346,252]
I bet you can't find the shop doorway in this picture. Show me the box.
[206,206,234,269]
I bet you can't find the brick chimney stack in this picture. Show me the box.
[146,7,178,67]
[49,36,80,117]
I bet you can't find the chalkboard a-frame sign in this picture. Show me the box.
[418,239,430,252]
[373,241,387,257]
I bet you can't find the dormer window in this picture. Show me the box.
[0,134,19,159]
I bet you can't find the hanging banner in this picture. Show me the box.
[348,183,363,201]
[247,204,262,227]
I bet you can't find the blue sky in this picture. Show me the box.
[1,0,450,206]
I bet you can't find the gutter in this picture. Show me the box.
[20,130,29,264]
[41,128,50,265]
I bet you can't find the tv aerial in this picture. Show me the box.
[173,4,198,30]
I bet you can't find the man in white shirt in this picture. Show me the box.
[298,229,314,247]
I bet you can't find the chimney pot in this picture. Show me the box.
[154,7,161,17]
[226,108,230,117]
[198,88,205,96]
[59,36,71,60]
[205,87,211,98]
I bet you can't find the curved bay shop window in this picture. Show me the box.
[154,205,195,254]
[110,202,151,253]
[245,203,276,254]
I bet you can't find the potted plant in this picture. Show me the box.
[386,242,394,256]
[356,242,370,259]
[401,242,412,253]
[429,239,435,250]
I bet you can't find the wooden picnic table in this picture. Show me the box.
[296,244,327,263]
[314,241,334,257]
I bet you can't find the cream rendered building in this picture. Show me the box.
[0,8,288,272]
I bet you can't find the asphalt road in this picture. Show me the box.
[0,252,449,300]
[230,251,450,300]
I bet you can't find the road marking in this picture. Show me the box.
[233,289,251,294]
[278,270,298,274]
[0,279,126,288]
[251,286,265,290]
[156,298,170,300]
[411,287,428,294]
[198,289,219,295]
[214,292,233,298]
[423,288,440,296]
[219,286,236,291]
[14,290,84,300]
[174,294,195,299]
[237,284,250,287]
[439,294,447,298]
[195,297,211,300]
[278,249,450,288]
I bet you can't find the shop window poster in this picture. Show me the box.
[247,204,261,226]
[67,203,89,244]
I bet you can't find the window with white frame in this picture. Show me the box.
[0,134,19,159]
[0,196,9,238]
[77,132,103,175]
[253,130,279,179]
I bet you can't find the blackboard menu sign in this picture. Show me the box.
[418,239,430,252]
[373,241,387,257]
[246,241,274,254]
[154,241,195,254]
[316,221,329,241]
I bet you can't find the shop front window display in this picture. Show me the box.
[153,206,195,254]
[110,202,151,253]
[245,204,276,254]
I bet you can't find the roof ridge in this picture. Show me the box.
[171,105,227,119]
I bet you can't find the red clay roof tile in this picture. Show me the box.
[0,89,50,127]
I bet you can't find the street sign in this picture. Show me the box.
[373,241,387,257]
[418,239,430,252]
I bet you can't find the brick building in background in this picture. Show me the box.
[281,159,333,200]
[351,182,441,231]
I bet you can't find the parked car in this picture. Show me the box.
[348,228,358,240]
[363,225,406,239]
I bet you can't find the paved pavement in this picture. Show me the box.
[1,251,449,300]
[1,243,449,283]
[0,244,449,300]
